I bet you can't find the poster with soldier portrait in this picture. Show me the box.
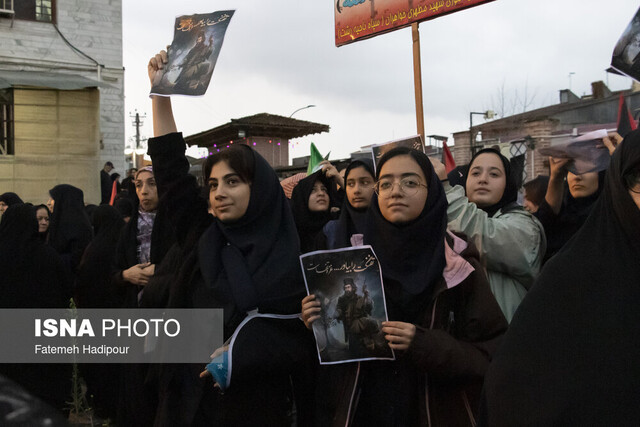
[300,246,394,364]
[150,11,234,97]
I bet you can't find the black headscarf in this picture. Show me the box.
[480,130,640,424]
[331,159,375,248]
[0,192,23,207]
[536,170,605,263]
[0,203,36,256]
[466,148,519,217]
[198,145,306,331]
[561,169,605,218]
[290,170,336,253]
[363,147,448,322]
[48,184,93,272]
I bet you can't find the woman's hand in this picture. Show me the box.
[548,156,570,180]
[199,345,229,389]
[301,294,321,329]
[602,132,623,155]
[122,263,153,286]
[148,50,168,87]
[382,321,416,351]
[320,161,345,189]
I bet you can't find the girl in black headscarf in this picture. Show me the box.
[434,148,546,322]
[536,157,605,263]
[47,184,93,275]
[291,167,339,253]
[303,147,507,426]
[323,159,375,249]
[144,50,316,426]
[0,204,71,413]
[480,129,640,426]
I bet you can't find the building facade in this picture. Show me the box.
[0,0,123,204]
[452,81,640,183]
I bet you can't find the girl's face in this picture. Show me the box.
[135,171,159,212]
[466,153,507,208]
[208,160,251,223]
[345,166,375,209]
[36,207,50,233]
[308,181,329,212]
[567,171,599,198]
[377,155,428,224]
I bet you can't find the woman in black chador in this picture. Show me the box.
[47,184,93,276]
[480,130,640,425]
[0,204,71,414]
[144,50,316,426]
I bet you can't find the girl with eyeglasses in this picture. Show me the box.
[432,148,546,323]
[303,147,507,426]
[481,128,640,425]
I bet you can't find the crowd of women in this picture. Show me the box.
[0,50,639,426]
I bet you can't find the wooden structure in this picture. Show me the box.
[185,113,330,168]
[0,86,100,202]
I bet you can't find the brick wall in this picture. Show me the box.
[452,130,472,166]
[523,118,559,180]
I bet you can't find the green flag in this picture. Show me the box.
[307,142,329,175]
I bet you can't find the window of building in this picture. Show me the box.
[0,89,14,156]
[14,0,54,23]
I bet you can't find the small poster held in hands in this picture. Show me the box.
[150,11,234,97]
[370,135,425,173]
[538,129,611,175]
[300,246,394,365]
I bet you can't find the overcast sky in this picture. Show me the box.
[122,0,638,161]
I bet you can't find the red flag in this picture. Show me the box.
[442,140,456,174]
[617,94,637,138]
[109,180,118,206]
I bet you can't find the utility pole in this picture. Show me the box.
[129,110,146,169]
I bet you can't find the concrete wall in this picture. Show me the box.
[0,0,123,203]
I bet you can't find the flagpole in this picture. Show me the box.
[412,23,425,139]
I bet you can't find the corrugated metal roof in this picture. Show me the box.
[0,70,112,90]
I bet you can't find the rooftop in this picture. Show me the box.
[185,113,330,147]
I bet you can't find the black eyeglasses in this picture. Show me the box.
[374,177,427,197]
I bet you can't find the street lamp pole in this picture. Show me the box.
[469,110,495,157]
[289,104,316,118]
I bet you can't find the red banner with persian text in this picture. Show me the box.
[335,0,495,47]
